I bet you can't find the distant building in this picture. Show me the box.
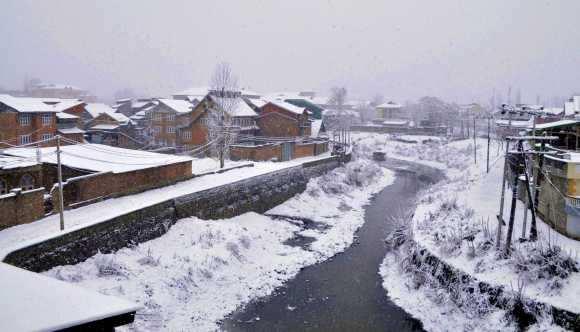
[26,82,96,102]
[375,101,404,120]
[147,99,194,147]
[0,94,59,147]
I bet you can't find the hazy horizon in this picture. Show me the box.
[1,0,579,104]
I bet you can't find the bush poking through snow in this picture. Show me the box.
[94,254,128,278]
[138,248,161,267]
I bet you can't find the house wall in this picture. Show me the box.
[230,144,282,161]
[0,111,57,148]
[0,188,45,230]
[53,161,193,210]
[258,103,311,137]
[0,165,43,193]
[533,157,580,240]
[150,104,179,146]
[293,142,315,158]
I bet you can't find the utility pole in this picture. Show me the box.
[486,117,491,173]
[473,117,477,164]
[505,143,521,255]
[496,140,510,248]
[531,141,546,241]
[56,135,65,231]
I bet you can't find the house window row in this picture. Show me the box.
[42,113,52,126]
[19,134,32,145]
[0,174,35,194]
[41,133,53,141]
[182,131,192,140]
[167,126,176,134]
[19,114,31,126]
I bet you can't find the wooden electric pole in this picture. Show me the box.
[56,135,65,231]
[487,117,491,173]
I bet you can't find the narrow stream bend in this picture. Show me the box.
[222,159,443,332]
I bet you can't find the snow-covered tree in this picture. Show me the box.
[208,62,239,168]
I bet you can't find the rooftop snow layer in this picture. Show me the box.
[267,100,306,115]
[4,144,193,174]
[211,96,257,117]
[532,119,580,130]
[0,263,140,332]
[158,99,193,114]
[376,101,402,109]
[0,94,59,113]
[0,155,39,170]
[84,103,115,118]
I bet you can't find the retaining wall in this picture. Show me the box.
[3,156,341,272]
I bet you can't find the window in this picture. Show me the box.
[41,133,52,141]
[42,113,52,126]
[19,114,31,126]
[19,174,35,190]
[167,113,175,121]
[0,179,7,195]
[167,126,176,134]
[153,126,161,134]
[182,131,192,140]
[19,134,31,145]
[154,112,163,121]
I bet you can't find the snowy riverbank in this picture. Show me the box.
[369,133,580,331]
[42,158,395,331]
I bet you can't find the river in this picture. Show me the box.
[222,160,442,331]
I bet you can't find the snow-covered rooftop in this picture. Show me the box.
[532,119,580,130]
[51,100,85,112]
[245,98,268,109]
[311,119,324,138]
[56,112,79,120]
[58,127,85,134]
[89,124,120,131]
[211,96,257,117]
[0,263,140,332]
[173,86,211,97]
[0,94,59,113]
[0,155,39,170]
[4,144,193,174]
[84,103,115,118]
[377,101,402,109]
[267,100,306,115]
[158,99,193,114]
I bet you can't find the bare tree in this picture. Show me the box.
[207,62,239,168]
[370,93,385,107]
[328,87,347,110]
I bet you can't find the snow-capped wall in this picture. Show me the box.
[4,157,341,272]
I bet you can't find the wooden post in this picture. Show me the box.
[531,141,545,241]
[505,144,521,255]
[56,135,65,231]
[496,140,510,249]
[473,118,477,164]
[521,145,538,241]
[487,117,491,173]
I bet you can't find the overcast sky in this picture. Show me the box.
[1,0,579,104]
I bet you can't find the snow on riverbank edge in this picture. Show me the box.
[43,159,395,331]
[370,133,579,331]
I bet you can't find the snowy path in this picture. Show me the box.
[223,160,441,331]
[0,153,331,260]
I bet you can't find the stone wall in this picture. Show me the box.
[4,156,341,272]
[0,187,45,230]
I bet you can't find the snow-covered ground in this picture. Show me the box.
[42,157,395,331]
[360,131,580,331]
[0,153,331,259]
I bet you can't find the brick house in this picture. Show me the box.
[85,112,141,149]
[0,156,45,229]
[257,100,311,137]
[0,94,59,148]
[147,99,193,147]
[56,112,85,144]
[4,144,193,212]
[177,92,258,151]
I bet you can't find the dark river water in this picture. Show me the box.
[222,160,442,332]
